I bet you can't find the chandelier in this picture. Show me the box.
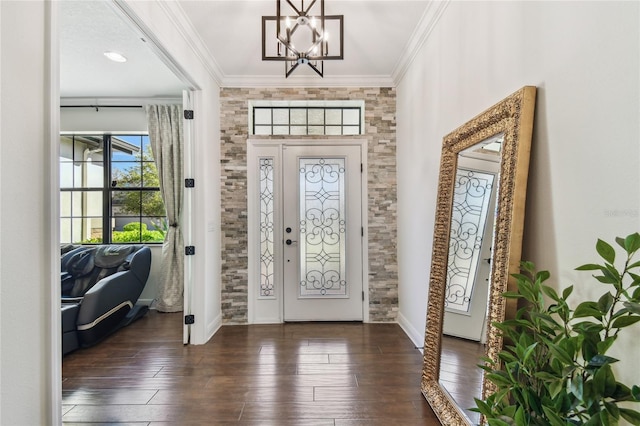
[262,0,344,77]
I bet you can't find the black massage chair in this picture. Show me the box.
[61,244,151,355]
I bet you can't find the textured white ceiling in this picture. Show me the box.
[60,0,433,98]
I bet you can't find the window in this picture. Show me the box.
[249,100,365,136]
[60,134,166,244]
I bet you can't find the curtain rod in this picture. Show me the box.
[61,105,143,110]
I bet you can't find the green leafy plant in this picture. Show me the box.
[81,221,164,244]
[475,233,640,426]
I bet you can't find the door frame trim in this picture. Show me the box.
[247,139,369,323]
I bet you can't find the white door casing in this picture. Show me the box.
[248,140,366,323]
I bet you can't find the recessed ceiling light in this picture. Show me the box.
[103,51,127,63]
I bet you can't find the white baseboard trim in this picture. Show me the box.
[397,312,425,351]
[250,318,283,324]
[206,312,222,342]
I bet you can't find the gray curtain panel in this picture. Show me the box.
[145,105,184,312]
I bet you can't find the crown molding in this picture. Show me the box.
[220,74,395,88]
[156,1,225,87]
[391,0,450,86]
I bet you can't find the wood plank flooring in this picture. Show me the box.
[62,311,440,425]
[439,335,486,424]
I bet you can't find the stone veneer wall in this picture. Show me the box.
[220,87,397,323]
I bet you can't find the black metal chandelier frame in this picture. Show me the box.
[262,0,344,77]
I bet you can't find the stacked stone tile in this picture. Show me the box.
[220,87,398,323]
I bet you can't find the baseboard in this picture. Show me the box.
[205,312,222,342]
[397,312,425,351]
[250,318,283,324]
[138,298,154,307]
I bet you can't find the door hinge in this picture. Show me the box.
[362,291,365,301]
[361,227,364,237]
[184,314,195,324]
[184,110,194,120]
[185,246,195,256]
[185,178,195,188]
[361,163,363,173]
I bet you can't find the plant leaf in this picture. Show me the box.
[588,354,619,368]
[569,374,584,400]
[620,408,640,424]
[542,405,568,426]
[487,419,512,426]
[597,239,616,264]
[599,410,613,426]
[562,285,574,300]
[611,315,640,328]
[547,342,574,366]
[513,406,526,426]
[597,336,617,354]
[536,270,551,283]
[474,398,493,417]
[604,401,620,420]
[594,272,620,286]
[598,292,615,313]
[576,263,606,271]
[542,285,563,302]
[574,301,604,319]
[624,232,640,253]
[623,302,640,315]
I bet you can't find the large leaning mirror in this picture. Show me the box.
[421,86,537,425]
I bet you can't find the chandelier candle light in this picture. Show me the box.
[262,0,344,77]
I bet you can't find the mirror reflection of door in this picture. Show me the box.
[282,145,363,321]
[443,152,500,341]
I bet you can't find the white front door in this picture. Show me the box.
[443,156,499,341]
[282,144,363,321]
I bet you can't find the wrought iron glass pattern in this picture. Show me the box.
[259,158,276,298]
[253,107,362,136]
[299,157,347,298]
[445,168,495,313]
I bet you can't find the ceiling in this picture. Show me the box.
[59,0,434,99]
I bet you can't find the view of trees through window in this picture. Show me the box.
[60,134,166,244]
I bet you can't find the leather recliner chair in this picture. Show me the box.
[61,244,151,355]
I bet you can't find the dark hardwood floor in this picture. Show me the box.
[62,311,440,425]
[439,335,486,424]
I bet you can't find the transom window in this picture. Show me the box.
[249,100,365,136]
[60,134,166,244]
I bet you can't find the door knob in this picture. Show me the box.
[286,239,297,245]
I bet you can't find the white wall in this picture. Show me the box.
[397,0,639,388]
[0,1,57,424]
[0,0,222,421]
[60,106,148,132]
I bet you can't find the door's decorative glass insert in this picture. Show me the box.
[259,158,275,298]
[445,168,495,313]
[299,158,347,298]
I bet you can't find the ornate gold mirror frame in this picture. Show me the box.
[421,86,537,425]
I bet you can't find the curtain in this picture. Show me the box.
[145,105,184,312]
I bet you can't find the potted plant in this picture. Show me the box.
[475,233,640,425]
